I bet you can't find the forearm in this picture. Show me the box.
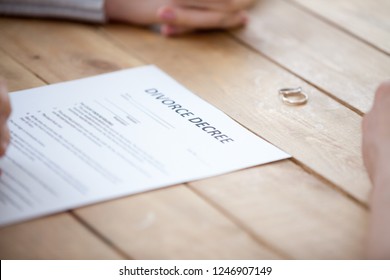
[0,0,106,22]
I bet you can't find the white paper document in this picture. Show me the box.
[0,65,289,226]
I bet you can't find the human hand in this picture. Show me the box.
[362,81,390,185]
[105,0,171,26]
[363,81,390,259]
[105,0,255,36]
[158,0,254,35]
[0,79,11,157]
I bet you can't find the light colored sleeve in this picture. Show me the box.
[0,0,106,23]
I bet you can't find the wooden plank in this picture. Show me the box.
[0,48,123,259]
[290,0,390,55]
[0,18,280,259]
[0,18,143,83]
[189,161,368,259]
[231,0,390,113]
[103,25,370,203]
[0,213,123,259]
[76,185,280,259]
[0,48,44,91]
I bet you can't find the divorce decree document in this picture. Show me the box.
[0,65,289,226]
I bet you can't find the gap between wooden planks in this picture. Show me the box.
[231,0,390,114]
[0,18,365,258]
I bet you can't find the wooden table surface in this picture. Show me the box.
[0,0,389,260]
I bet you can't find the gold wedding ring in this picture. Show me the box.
[279,87,308,106]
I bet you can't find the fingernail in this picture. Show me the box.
[241,14,248,25]
[161,25,176,36]
[2,140,8,150]
[1,135,10,151]
[159,8,176,21]
[0,144,7,157]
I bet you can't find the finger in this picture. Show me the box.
[172,0,254,12]
[0,125,10,157]
[0,81,11,121]
[158,6,248,29]
[0,80,11,157]
[375,80,390,102]
[160,24,194,36]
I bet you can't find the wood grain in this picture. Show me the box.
[0,48,44,91]
[190,161,368,259]
[103,25,370,203]
[0,18,143,83]
[0,213,122,259]
[290,0,390,55]
[232,0,390,113]
[76,185,280,259]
